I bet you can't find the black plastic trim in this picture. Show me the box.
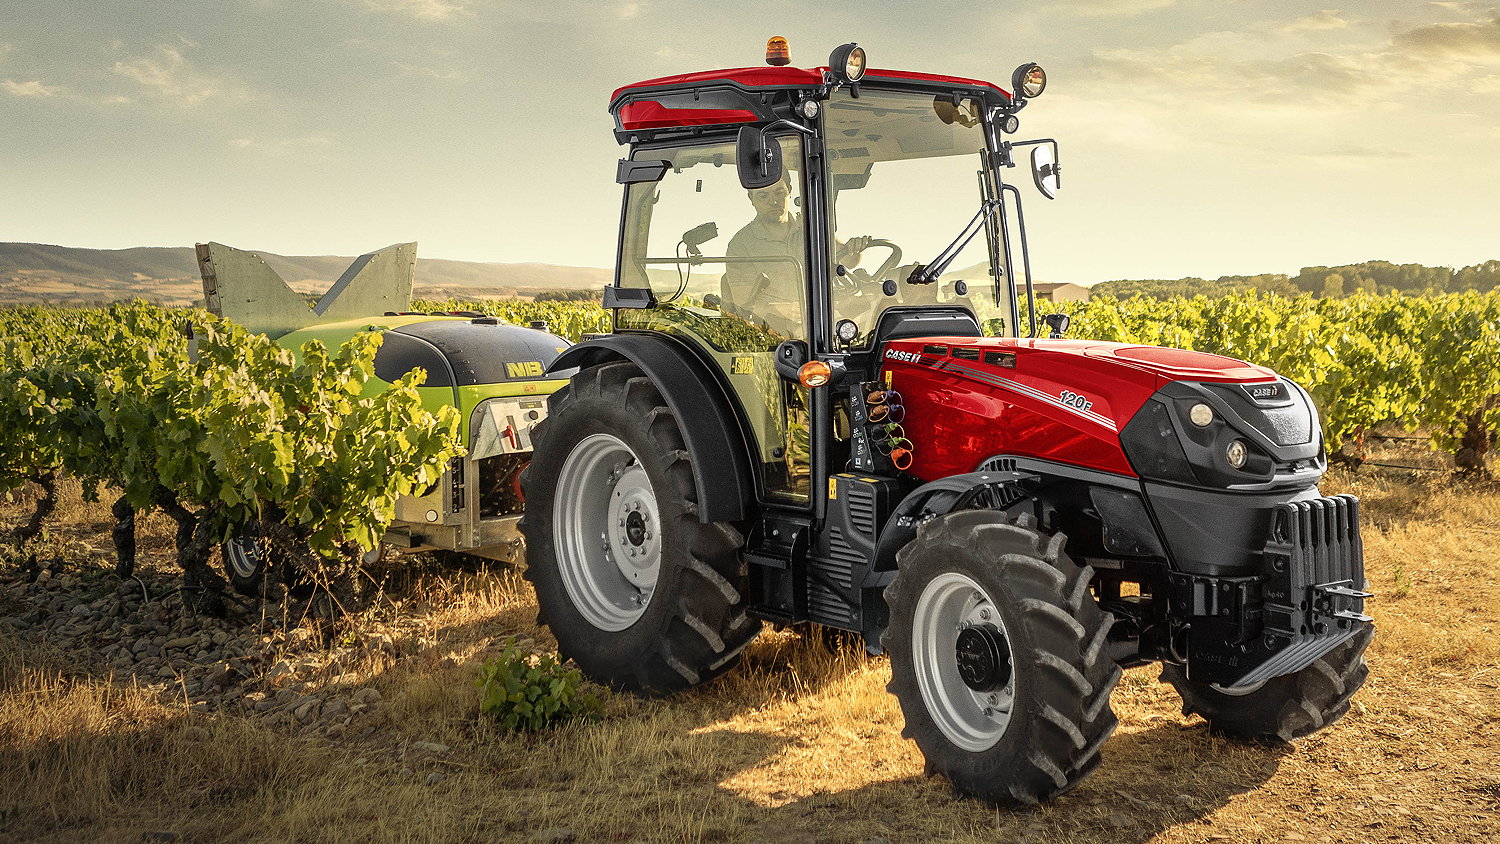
[873,470,1038,572]
[548,333,757,522]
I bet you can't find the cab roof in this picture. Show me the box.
[608,66,1013,143]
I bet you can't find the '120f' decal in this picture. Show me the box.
[1059,390,1093,411]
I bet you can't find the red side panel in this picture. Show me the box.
[618,100,759,130]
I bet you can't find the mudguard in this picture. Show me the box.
[872,470,1038,572]
[549,333,757,523]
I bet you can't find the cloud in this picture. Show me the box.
[356,0,473,20]
[2,78,71,98]
[1393,16,1500,59]
[618,2,641,19]
[112,46,250,106]
[1279,10,1351,34]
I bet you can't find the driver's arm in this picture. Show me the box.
[836,235,873,265]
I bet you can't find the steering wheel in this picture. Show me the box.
[839,239,903,287]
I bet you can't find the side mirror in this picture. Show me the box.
[1042,313,1070,339]
[737,126,783,189]
[1031,145,1059,200]
[772,339,808,381]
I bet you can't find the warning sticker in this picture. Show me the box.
[731,356,755,375]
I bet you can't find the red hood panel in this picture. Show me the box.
[1085,344,1275,383]
[879,336,1281,481]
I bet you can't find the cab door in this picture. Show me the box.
[614,135,813,505]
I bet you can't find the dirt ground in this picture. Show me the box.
[0,467,1496,843]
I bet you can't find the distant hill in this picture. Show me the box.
[0,243,611,306]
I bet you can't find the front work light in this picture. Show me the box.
[766,36,791,67]
[1011,62,1046,99]
[829,43,866,84]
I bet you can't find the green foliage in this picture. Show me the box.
[476,646,603,731]
[0,303,463,559]
[531,289,604,302]
[412,298,611,343]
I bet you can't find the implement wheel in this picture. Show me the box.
[1161,625,1372,743]
[520,361,759,695]
[883,510,1120,806]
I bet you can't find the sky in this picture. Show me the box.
[2,0,1497,284]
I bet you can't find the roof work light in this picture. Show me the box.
[829,43,866,84]
[1011,62,1046,98]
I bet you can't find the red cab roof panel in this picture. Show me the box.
[610,66,1012,107]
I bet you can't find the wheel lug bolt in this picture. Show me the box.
[978,608,991,621]
[987,694,999,705]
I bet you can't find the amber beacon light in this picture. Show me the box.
[765,36,791,66]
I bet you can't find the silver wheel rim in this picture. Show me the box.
[554,433,660,632]
[913,572,1016,752]
[226,536,262,580]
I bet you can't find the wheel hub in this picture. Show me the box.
[554,433,661,631]
[955,625,1010,692]
[911,572,1017,752]
[606,465,659,589]
[625,510,647,546]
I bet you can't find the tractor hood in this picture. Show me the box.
[879,336,1301,482]
[881,336,1279,419]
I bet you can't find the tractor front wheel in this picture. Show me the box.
[883,510,1120,806]
[1160,625,1372,743]
[520,362,759,695]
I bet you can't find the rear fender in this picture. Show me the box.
[549,333,756,523]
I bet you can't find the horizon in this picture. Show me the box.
[4,1,1498,284]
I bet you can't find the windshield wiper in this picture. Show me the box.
[908,198,1000,285]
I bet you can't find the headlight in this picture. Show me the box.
[1225,439,1249,469]
[1189,403,1214,427]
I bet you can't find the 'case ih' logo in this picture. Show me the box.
[1241,382,1285,402]
[884,349,923,363]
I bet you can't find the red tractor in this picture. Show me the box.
[520,41,1372,805]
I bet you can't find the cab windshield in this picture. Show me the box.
[823,88,1010,346]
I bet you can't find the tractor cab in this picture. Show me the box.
[601,43,1054,510]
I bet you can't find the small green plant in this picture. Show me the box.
[476,645,603,730]
[1391,560,1413,598]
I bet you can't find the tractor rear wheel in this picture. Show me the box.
[1160,625,1372,743]
[883,509,1120,806]
[520,361,760,695]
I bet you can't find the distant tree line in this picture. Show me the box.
[1091,260,1500,300]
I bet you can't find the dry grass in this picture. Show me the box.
[1,469,1497,843]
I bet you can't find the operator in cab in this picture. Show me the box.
[721,172,871,335]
